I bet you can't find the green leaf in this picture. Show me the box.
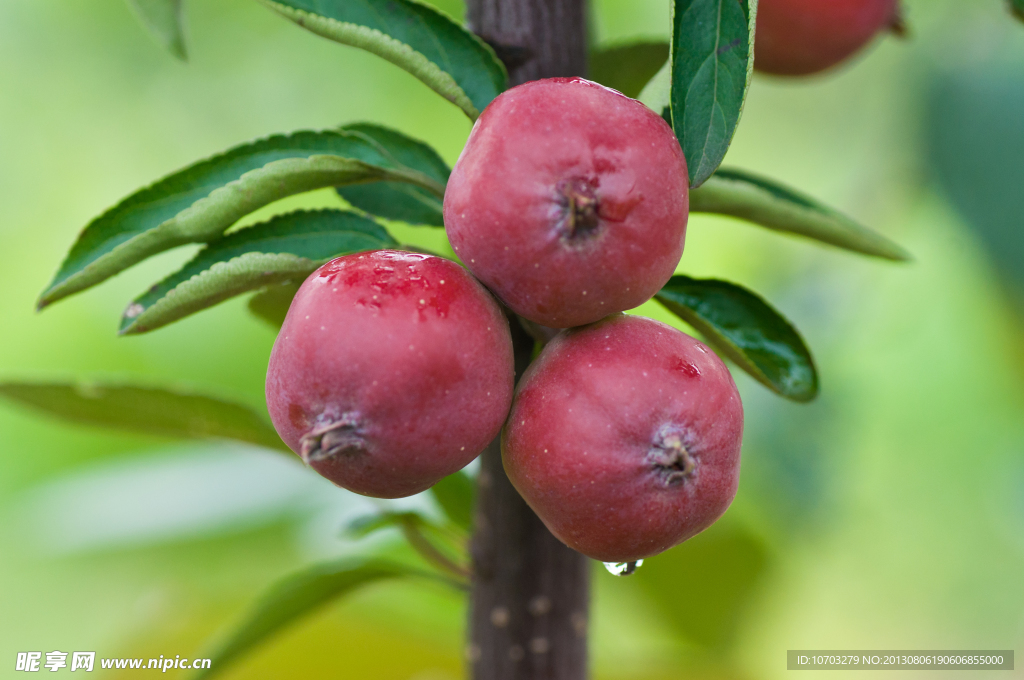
[671,0,757,187]
[196,559,424,679]
[589,41,670,98]
[1012,0,1024,23]
[126,0,187,61]
[0,381,287,450]
[335,123,450,226]
[248,282,301,329]
[430,470,475,532]
[655,275,818,402]
[258,0,507,120]
[119,209,395,334]
[690,168,910,261]
[39,130,444,309]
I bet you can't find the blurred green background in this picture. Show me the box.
[2,0,1024,677]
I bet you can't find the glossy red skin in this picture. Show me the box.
[755,0,899,76]
[502,315,743,562]
[266,251,514,498]
[444,78,689,328]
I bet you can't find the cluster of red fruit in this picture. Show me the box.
[266,0,903,562]
[267,78,742,564]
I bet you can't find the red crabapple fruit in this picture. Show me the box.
[444,77,689,328]
[754,0,902,76]
[266,250,514,498]
[502,314,743,562]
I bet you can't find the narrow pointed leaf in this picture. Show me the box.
[39,131,443,309]
[335,123,450,226]
[196,559,427,679]
[430,470,475,532]
[258,0,507,120]
[590,41,670,98]
[671,0,756,187]
[126,0,187,60]
[655,276,818,402]
[120,210,396,334]
[691,168,911,260]
[0,381,287,450]
[249,282,302,329]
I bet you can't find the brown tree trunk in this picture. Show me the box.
[464,2,591,678]
[467,0,588,85]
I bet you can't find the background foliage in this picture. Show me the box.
[2,0,1024,678]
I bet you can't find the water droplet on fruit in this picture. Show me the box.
[603,560,643,576]
[673,357,701,378]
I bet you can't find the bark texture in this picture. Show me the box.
[467,0,588,86]
[465,4,591,677]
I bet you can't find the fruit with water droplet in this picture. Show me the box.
[502,314,743,562]
[754,0,903,76]
[443,77,689,328]
[266,250,514,498]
